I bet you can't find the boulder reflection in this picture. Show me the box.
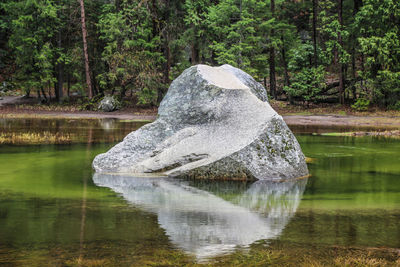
[93,174,307,259]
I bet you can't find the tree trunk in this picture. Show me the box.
[119,85,127,100]
[191,42,199,65]
[312,0,318,67]
[351,52,356,99]
[37,89,41,101]
[78,0,92,99]
[166,42,171,84]
[67,72,70,98]
[57,29,63,103]
[54,81,58,101]
[351,0,360,80]
[41,87,48,102]
[338,0,345,104]
[97,75,103,95]
[360,52,365,93]
[269,0,277,99]
[282,40,293,104]
[151,0,158,37]
[48,82,52,100]
[160,37,170,101]
[91,69,98,95]
[269,48,277,99]
[157,34,170,104]
[158,1,170,104]
[238,0,243,67]
[351,0,362,100]
[281,36,290,87]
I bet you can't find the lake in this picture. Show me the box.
[0,118,399,266]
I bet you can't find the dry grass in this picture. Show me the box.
[209,246,400,267]
[320,130,400,137]
[0,112,108,120]
[1,244,399,267]
[65,257,109,267]
[334,255,398,267]
[0,131,72,144]
[15,103,81,112]
[306,157,316,163]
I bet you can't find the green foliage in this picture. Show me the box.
[97,1,164,100]
[77,94,103,111]
[4,0,61,95]
[351,98,370,111]
[0,0,399,109]
[371,71,400,107]
[207,0,270,78]
[288,42,313,71]
[182,0,213,63]
[288,41,330,71]
[318,0,350,65]
[137,87,157,106]
[284,66,326,103]
[389,101,400,111]
[0,2,9,72]
[0,81,15,93]
[356,0,400,107]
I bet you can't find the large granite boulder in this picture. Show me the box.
[93,64,308,180]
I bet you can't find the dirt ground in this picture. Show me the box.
[0,96,157,121]
[283,115,400,128]
[1,96,400,129]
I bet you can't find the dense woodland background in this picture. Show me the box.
[0,0,399,110]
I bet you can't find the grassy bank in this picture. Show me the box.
[2,241,399,266]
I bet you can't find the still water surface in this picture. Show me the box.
[0,118,399,264]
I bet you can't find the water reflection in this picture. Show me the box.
[93,174,307,259]
[0,117,146,144]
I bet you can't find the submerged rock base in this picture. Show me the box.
[93,64,308,180]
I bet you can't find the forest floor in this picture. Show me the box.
[1,96,400,134]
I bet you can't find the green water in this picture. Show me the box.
[285,135,400,249]
[0,119,399,265]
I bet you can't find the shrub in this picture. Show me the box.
[284,66,326,104]
[388,100,400,111]
[137,87,157,106]
[351,98,370,111]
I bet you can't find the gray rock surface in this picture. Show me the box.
[98,96,120,112]
[93,64,308,180]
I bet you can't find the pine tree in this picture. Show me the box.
[6,0,60,98]
[98,0,164,104]
[78,0,92,99]
[356,0,400,108]
[207,0,270,79]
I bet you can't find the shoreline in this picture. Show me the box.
[1,110,400,129]
[283,114,400,129]
[0,109,157,121]
[1,96,400,129]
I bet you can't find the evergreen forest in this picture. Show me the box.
[0,0,399,110]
